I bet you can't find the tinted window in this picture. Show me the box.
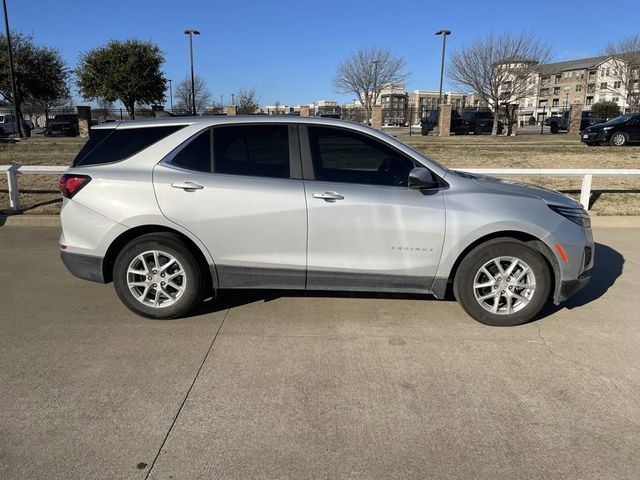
[308,126,414,186]
[73,125,185,166]
[214,125,289,178]
[171,129,211,172]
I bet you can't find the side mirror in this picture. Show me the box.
[409,167,440,190]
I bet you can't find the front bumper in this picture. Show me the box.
[580,130,608,144]
[60,250,105,283]
[556,269,591,303]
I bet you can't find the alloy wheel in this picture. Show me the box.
[126,250,186,308]
[472,256,536,315]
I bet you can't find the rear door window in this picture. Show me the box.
[73,125,185,166]
[171,129,212,172]
[213,125,290,178]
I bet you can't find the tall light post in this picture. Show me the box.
[2,0,20,137]
[184,29,200,116]
[231,93,235,105]
[168,79,173,111]
[435,30,451,107]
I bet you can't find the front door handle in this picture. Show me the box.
[171,181,204,191]
[312,192,344,201]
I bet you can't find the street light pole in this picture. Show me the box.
[435,30,451,107]
[184,29,200,116]
[231,93,235,105]
[2,0,20,138]
[168,79,173,111]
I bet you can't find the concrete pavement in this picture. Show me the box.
[0,226,639,479]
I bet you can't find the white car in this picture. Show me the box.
[59,116,593,326]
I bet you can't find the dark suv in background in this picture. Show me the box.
[420,110,503,136]
[580,113,640,146]
[45,114,79,137]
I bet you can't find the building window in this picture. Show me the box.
[586,96,593,106]
[600,82,608,90]
[612,97,619,104]
[555,75,561,84]
[538,100,547,108]
[554,87,560,95]
[614,81,621,89]
[552,99,559,107]
[575,84,582,92]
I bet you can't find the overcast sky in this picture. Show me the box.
[9,0,640,107]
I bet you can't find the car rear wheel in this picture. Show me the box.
[113,233,205,319]
[609,132,628,146]
[453,239,551,326]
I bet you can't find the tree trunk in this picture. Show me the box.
[126,101,135,120]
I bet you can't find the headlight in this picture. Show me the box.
[549,205,591,228]
[603,126,614,131]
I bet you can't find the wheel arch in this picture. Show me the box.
[433,230,560,301]
[101,225,218,290]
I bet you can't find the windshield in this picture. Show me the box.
[607,114,637,125]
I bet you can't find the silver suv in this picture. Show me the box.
[59,117,593,326]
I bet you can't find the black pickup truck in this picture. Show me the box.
[421,110,503,135]
[545,111,603,134]
[45,114,79,137]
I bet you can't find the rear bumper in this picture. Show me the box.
[60,251,105,283]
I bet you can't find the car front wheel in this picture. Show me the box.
[113,233,205,319]
[609,132,628,146]
[453,239,551,326]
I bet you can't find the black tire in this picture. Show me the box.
[585,142,597,147]
[550,123,559,134]
[113,232,205,319]
[453,239,551,326]
[609,132,628,147]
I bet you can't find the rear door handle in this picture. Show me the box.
[171,181,204,191]
[312,192,344,201]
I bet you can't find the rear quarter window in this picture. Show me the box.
[73,125,185,167]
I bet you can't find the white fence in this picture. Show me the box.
[2,165,640,212]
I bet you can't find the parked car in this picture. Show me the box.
[461,110,503,135]
[421,110,503,135]
[580,113,640,146]
[545,111,604,134]
[0,114,31,137]
[59,116,593,326]
[45,114,79,137]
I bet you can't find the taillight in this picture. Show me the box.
[59,174,91,199]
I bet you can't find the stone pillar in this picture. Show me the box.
[299,105,310,117]
[77,106,91,138]
[224,105,237,116]
[371,105,382,130]
[568,104,583,135]
[438,103,452,137]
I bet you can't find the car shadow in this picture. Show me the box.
[189,242,624,323]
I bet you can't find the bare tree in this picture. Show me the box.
[448,33,552,135]
[175,74,212,113]
[333,47,408,122]
[603,35,640,112]
[236,87,260,114]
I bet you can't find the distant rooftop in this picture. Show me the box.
[536,55,610,75]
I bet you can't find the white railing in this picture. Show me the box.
[2,165,640,212]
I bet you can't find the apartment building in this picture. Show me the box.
[407,90,467,124]
[518,54,637,124]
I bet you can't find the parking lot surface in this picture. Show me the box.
[1,226,639,479]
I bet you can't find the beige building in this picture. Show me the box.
[518,54,638,124]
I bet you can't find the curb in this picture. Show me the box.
[1,215,61,227]
[3,215,640,229]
